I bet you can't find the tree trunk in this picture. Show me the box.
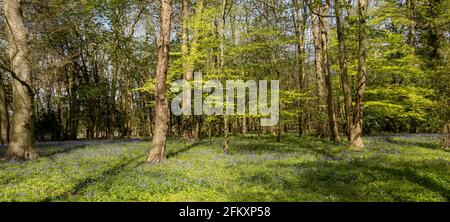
[0,76,9,144]
[242,115,247,136]
[182,0,204,140]
[181,0,192,139]
[4,0,37,160]
[320,4,340,143]
[107,55,119,140]
[311,7,327,137]
[147,0,172,163]
[220,0,229,154]
[443,120,450,150]
[335,0,354,143]
[182,0,190,79]
[350,0,368,149]
[69,65,80,140]
[407,0,416,47]
[292,0,307,137]
[186,0,203,81]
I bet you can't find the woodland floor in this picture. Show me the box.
[0,134,448,202]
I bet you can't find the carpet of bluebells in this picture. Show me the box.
[0,134,448,202]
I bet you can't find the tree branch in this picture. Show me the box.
[0,64,35,97]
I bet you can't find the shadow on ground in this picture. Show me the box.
[225,135,449,201]
[0,139,144,160]
[385,136,441,149]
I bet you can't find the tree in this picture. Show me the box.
[320,1,340,143]
[4,0,37,160]
[414,0,449,149]
[180,0,192,139]
[350,0,368,149]
[444,120,450,149]
[0,74,8,144]
[0,0,446,155]
[311,3,327,137]
[147,0,173,163]
[220,0,230,154]
[292,0,307,137]
[335,0,353,144]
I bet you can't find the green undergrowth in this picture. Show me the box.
[0,135,448,202]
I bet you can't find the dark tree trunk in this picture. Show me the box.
[0,76,9,144]
[292,0,307,137]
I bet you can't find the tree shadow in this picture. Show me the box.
[229,156,449,202]
[285,136,346,160]
[42,144,91,158]
[133,141,201,167]
[166,142,201,159]
[227,135,314,154]
[42,155,141,202]
[385,137,440,149]
[369,165,449,200]
[0,139,144,160]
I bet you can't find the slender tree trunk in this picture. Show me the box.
[147,0,172,163]
[350,0,368,149]
[320,4,340,143]
[242,115,247,136]
[443,120,450,150]
[293,0,307,137]
[4,0,37,160]
[408,0,416,47]
[107,54,120,140]
[192,0,204,141]
[443,98,450,150]
[182,0,204,140]
[186,0,203,81]
[0,76,9,144]
[181,0,192,139]
[220,0,229,154]
[335,0,353,143]
[311,7,327,137]
[69,65,80,140]
[182,0,190,78]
